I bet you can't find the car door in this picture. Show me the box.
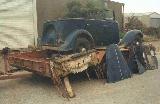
[85,20,104,46]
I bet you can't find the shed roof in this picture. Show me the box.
[149,12,160,18]
[125,12,160,19]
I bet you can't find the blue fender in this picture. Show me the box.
[105,44,132,83]
[59,29,94,51]
[119,29,143,46]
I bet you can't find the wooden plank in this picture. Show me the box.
[63,77,75,98]
[0,71,32,80]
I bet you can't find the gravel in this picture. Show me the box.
[0,54,160,104]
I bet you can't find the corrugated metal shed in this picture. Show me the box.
[0,0,37,49]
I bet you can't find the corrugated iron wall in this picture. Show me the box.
[0,0,36,49]
[36,0,68,36]
[106,1,124,31]
[36,0,105,35]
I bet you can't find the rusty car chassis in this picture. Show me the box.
[0,46,108,98]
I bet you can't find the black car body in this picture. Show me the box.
[40,18,120,52]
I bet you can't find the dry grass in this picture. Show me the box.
[143,35,159,42]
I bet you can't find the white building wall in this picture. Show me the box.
[150,18,160,28]
[0,0,36,49]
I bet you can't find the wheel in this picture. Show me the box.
[74,38,91,53]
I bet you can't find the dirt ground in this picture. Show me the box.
[0,42,160,104]
[145,40,160,52]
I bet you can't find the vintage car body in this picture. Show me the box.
[40,18,120,52]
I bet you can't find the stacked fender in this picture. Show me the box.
[105,44,132,83]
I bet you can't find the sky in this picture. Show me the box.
[113,0,160,13]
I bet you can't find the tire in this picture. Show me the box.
[74,38,91,53]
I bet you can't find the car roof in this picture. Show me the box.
[46,18,113,23]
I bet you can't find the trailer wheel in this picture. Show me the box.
[74,38,91,52]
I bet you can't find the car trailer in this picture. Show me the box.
[0,31,158,98]
[0,47,108,98]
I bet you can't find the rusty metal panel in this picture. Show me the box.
[8,51,51,76]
